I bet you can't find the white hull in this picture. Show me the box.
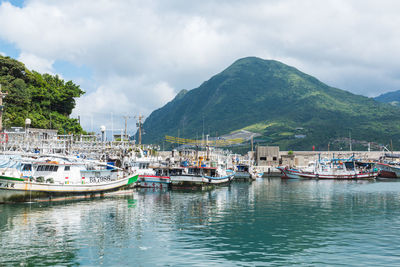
[170,175,204,185]
[170,174,234,187]
[297,172,377,179]
[0,175,138,203]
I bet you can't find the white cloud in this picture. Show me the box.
[73,74,176,133]
[18,52,54,74]
[1,0,400,130]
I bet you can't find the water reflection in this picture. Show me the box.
[1,179,400,266]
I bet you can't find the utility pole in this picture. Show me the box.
[123,115,132,141]
[0,84,8,132]
[251,135,254,153]
[135,114,144,145]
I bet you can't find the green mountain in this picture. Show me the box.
[141,57,400,151]
[0,55,84,133]
[375,90,400,106]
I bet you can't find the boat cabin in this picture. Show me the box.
[20,160,119,185]
[188,166,217,177]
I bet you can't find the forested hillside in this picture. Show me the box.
[0,55,84,133]
[375,90,400,106]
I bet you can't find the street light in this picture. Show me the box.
[25,118,31,135]
[100,125,106,142]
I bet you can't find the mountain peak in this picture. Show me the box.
[141,57,400,151]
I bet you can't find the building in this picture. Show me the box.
[255,146,280,166]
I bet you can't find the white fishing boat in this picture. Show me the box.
[0,154,138,203]
[130,160,171,189]
[128,147,171,189]
[169,165,235,188]
[294,159,377,180]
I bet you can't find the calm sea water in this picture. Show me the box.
[1,178,400,266]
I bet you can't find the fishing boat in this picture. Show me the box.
[0,154,138,203]
[296,169,377,179]
[233,164,253,180]
[376,163,400,178]
[170,165,235,188]
[131,160,171,189]
[277,166,301,179]
[127,148,171,189]
[295,160,377,180]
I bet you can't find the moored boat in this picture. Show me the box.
[376,163,400,178]
[296,170,377,179]
[296,160,377,180]
[0,154,138,203]
[170,165,234,189]
[233,164,254,181]
[129,148,171,189]
[141,169,171,189]
[277,166,301,179]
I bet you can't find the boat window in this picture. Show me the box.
[64,166,70,171]
[22,164,32,171]
[45,166,51,171]
[37,165,43,171]
[53,166,59,172]
[189,168,200,175]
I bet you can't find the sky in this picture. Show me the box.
[1,0,400,135]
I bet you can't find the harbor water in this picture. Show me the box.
[1,178,400,266]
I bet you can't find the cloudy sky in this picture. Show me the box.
[0,0,400,134]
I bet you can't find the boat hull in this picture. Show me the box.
[377,163,400,178]
[139,175,171,189]
[170,174,234,189]
[0,175,138,203]
[278,167,301,179]
[297,172,377,179]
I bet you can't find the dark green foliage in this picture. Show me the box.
[0,55,84,134]
[141,57,400,151]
